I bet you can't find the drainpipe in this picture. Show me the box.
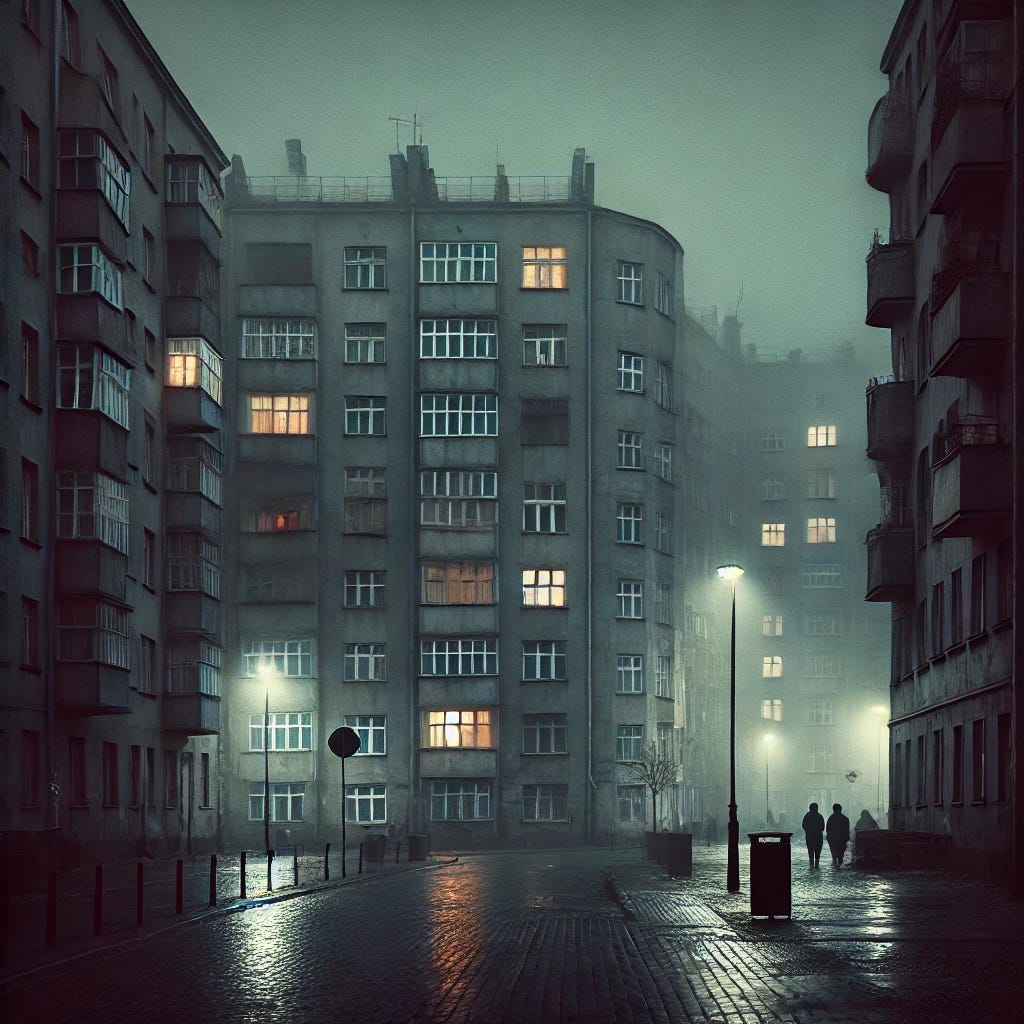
[585,207,596,843]
[408,203,418,833]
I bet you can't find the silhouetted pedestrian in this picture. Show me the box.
[826,803,851,868]
[855,809,878,832]
[801,802,825,868]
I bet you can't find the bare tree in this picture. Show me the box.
[625,742,680,833]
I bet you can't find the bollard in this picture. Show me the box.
[240,851,247,899]
[45,872,57,949]
[136,862,144,927]
[209,853,217,907]
[93,865,103,936]
[293,851,298,887]
[395,843,401,864]
[267,849,274,893]
[358,841,363,875]
[324,842,331,881]
[176,859,184,915]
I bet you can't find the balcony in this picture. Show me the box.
[931,100,1008,214]
[866,377,914,461]
[931,423,1010,539]
[418,677,499,708]
[166,592,221,638]
[164,386,224,433]
[163,693,220,735]
[165,296,220,342]
[166,204,221,260]
[930,273,1008,377]
[55,541,128,602]
[54,411,128,478]
[166,492,222,540]
[865,523,915,601]
[237,433,317,465]
[57,67,121,145]
[866,92,912,192]
[56,294,134,363]
[56,191,128,255]
[418,283,499,319]
[418,748,497,778]
[238,284,318,318]
[866,240,914,327]
[54,663,130,715]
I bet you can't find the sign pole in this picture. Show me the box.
[341,753,347,878]
[327,726,361,883]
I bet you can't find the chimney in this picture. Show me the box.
[285,139,306,176]
[720,315,742,355]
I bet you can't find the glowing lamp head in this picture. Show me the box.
[763,733,774,745]
[257,663,274,682]
[717,564,744,581]
[871,704,887,716]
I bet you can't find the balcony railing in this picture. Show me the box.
[933,420,998,463]
[866,92,912,191]
[866,377,914,461]
[932,51,1011,147]
[866,239,914,327]
[865,522,914,602]
[931,421,1009,539]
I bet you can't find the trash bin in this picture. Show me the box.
[364,834,385,864]
[408,833,428,861]
[665,832,693,878]
[748,831,792,918]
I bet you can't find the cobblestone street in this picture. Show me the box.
[2,842,1022,1022]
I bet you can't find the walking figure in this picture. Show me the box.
[801,802,825,868]
[826,803,851,868]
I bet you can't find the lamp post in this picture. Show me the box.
[717,563,744,893]
[763,734,774,823]
[871,704,887,822]
[257,664,275,891]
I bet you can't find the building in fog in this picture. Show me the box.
[864,0,1019,883]
[0,0,227,866]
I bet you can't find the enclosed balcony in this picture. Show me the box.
[866,92,912,192]
[166,592,221,637]
[55,663,130,715]
[55,540,128,602]
[164,386,224,433]
[930,273,1008,377]
[931,422,1010,539]
[56,294,132,362]
[163,693,220,735]
[866,240,914,327]
[865,522,914,601]
[866,377,914,462]
[56,190,128,256]
[166,492,222,541]
[166,156,223,259]
[930,101,1008,214]
[55,410,128,479]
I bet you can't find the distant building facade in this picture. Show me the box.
[0,0,227,866]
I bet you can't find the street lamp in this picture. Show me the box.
[763,734,774,824]
[717,563,744,893]
[257,664,276,891]
[871,704,887,822]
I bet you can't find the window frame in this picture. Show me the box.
[521,246,567,289]
[343,246,386,289]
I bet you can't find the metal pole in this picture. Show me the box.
[876,719,882,821]
[727,578,740,892]
[264,684,271,892]
[341,755,347,878]
[765,740,770,823]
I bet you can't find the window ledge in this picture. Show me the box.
[519,287,568,293]
[19,395,43,413]
[20,664,43,674]
[946,640,967,656]
[20,537,43,551]
[520,752,569,757]
[615,301,645,308]
[521,363,568,370]
[993,618,1012,635]
[20,177,43,201]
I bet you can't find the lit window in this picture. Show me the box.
[345,323,386,364]
[616,580,643,619]
[426,710,492,748]
[617,784,645,822]
[616,503,643,544]
[249,394,310,434]
[522,246,567,289]
[346,784,387,823]
[655,655,672,698]
[57,346,130,426]
[421,561,495,605]
[241,318,315,359]
[617,351,644,392]
[249,712,313,751]
[166,158,223,226]
[420,242,496,283]
[345,715,386,756]
[523,324,567,366]
[420,319,496,359]
[522,569,567,607]
[429,779,491,820]
[420,638,497,677]
[56,471,129,552]
[523,784,568,821]
[762,614,783,637]
[617,430,644,469]
[344,570,385,608]
[653,443,673,482]
[806,516,837,543]
[616,654,644,693]
[57,244,122,308]
[420,393,497,436]
[344,396,386,436]
[56,598,130,668]
[523,483,566,533]
[762,655,783,678]
[807,424,837,447]
[249,782,304,822]
[245,496,313,533]
[761,523,785,547]
[419,469,497,528]
[243,639,313,677]
[616,725,644,762]
[522,640,566,681]
[343,246,386,289]
[522,714,567,754]
[58,130,131,229]
[762,699,783,722]
[616,261,643,304]
[167,338,223,404]
[344,643,386,682]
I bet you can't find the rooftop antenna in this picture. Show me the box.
[734,283,744,319]
[388,114,425,153]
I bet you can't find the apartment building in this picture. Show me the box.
[864,0,1019,882]
[0,0,227,866]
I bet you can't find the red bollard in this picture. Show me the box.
[93,865,103,936]
[176,859,184,915]
[209,853,217,907]
[240,851,247,899]
[45,872,57,949]
[136,862,143,927]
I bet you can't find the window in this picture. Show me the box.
[421,561,495,605]
[139,635,155,693]
[99,48,120,117]
[523,784,568,821]
[419,469,497,528]
[243,639,313,677]
[802,564,842,588]
[617,430,644,469]
[950,569,964,645]
[165,534,220,597]
[616,654,644,693]
[520,398,568,444]
[523,325,567,366]
[429,779,491,820]
[20,231,39,277]
[245,495,314,533]
[344,396,386,436]
[616,580,643,619]
[932,729,944,806]
[166,640,221,697]
[420,393,497,436]
[806,517,836,544]
[166,437,222,504]
[344,570,385,608]
[249,394,310,435]
[19,730,38,808]
[762,699,783,722]
[617,784,645,822]
[759,431,787,454]
[653,511,671,553]
[762,655,783,678]
[102,742,118,807]
[199,752,210,808]
[344,643,386,682]
[522,641,566,681]
[420,638,497,677]
[616,725,644,762]
[807,425,837,447]
[804,612,840,636]
[931,581,945,655]
[344,467,386,535]
[21,460,39,543]
[69,736,86,807]
[21,323,39,405]
[345,715,386,755]
[426,710,492,748]
[762,614,783,637]
[617,352,644,392]
[21,597,40,668]
[653,443,673,482]
[145,328,156,370]
[241,318,315,359]
[128,744,141,807]
[56,472,130,552]
[654,272,674,317]
[164,750,178,808]
[915,734,926,805]
[654,583,672,625]
[655,656,672,698]
[143,422,155,485]
[249,782,305,822]
[57,244,122,308]
[167,338,223,404]
[654,360,674,410]
[523,714,567,754]
[616,503,643,544]
[142,228,155,283]
[142,529,155,589]
[806,654,843,677]
[419,242,496,283]
[419,319,496,359]
[58,130,130,228]
[997,713,1010,803]
[972,718,985,802]
[343,247,386,289]
[806,469,837,499]
[166,158,222,224]
[346,784,387,823]
[344,323,386,364]
[809,745,834,773]
[761,523,785,547]
[522,246,566,288]
[21,113,40,190]
[522,569,567,608]
[57,345,131,427]
[241,565,306,603]
[523,483,566,533]
[952,723,964,803]
[808,698,833,725]
[616,261,643,304]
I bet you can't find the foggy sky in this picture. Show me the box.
[125,0,902,361]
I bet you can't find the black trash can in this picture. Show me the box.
[364,834,386,865]
[408,833,428,861]
[748,831,792,918]
[665,832,693,878]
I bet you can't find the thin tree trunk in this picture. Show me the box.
[651,789,657,832]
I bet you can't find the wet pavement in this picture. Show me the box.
[2,841,1022,1022]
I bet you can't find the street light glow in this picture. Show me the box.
[763,734,774,744]
[871,704,887,716]
[717,564,744,581]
